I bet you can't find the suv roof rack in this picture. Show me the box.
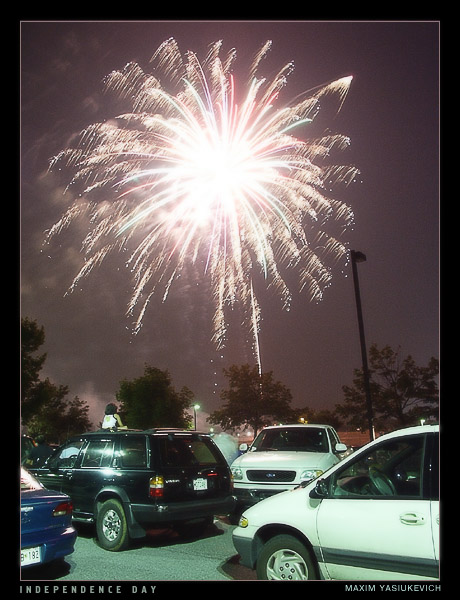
[145,428,184,432]
[72,427,210,437]
[145,428,209,435]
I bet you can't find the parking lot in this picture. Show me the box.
[21,425,439,584]
[21,517,256,582]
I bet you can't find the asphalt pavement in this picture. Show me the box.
[21,517,256,582]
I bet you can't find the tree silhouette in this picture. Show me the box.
[335,344,439,432]
[21,317,92,441]
[208,364,294,437]
[117,365,193,429]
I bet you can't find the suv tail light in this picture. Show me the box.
[149,476,164,498]
[52,501,73,517]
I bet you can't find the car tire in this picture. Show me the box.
[256,534,317,580]
[96,499,130,551]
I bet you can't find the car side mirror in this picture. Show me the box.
[309,478,328,499]
[239,443,248,453]
[334,443,348,454]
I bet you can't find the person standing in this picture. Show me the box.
[23,434,54,467]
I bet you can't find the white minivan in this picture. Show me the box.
[232,424,439,581]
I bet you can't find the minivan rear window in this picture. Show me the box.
[158,435,224,467]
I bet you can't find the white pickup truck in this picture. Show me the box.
[231,424,348,516]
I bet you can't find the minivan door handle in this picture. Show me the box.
[64,470,73,480]
[400,512,426,526]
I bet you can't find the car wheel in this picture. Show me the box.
[256,534,317,580]
[96,499,130,551]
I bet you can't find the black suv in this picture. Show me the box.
[30,429,235,551]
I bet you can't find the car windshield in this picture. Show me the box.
[251,428,329,453]
[20,467,43,491]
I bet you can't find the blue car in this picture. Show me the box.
[20,467,77,569]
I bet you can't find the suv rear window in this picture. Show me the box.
[158,435,223,467]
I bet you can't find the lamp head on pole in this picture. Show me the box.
[351,250,367,263]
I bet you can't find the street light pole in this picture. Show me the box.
[350,250,375,441]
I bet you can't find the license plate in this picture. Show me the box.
[193,478,207,491]
[21,546,41,566]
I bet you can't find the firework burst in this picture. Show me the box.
[46,38,359,365]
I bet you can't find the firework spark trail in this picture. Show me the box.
[46,39,359,370]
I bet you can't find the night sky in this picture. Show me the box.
[20,21,439,430]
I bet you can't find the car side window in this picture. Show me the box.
[327,428,339,450]
[330,435,425,498]
[48,440,85,469]
[158,437,224,467]
[81,440,115,468]
[118,437,147,468]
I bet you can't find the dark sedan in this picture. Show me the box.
[20,468,77,569]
